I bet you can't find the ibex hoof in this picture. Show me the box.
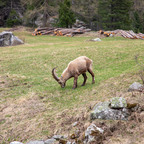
[72,86,77,89]
[92,81,95,84]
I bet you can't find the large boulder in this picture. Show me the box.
[0,31,23,47]
[90,97,130,120]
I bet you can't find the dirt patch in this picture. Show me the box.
[0,74,29,89]
[0,74,31,101]
[0,93,46,142]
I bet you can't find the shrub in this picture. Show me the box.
[58,0,75,28]
[6,9,22,27]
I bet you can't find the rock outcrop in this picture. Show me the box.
[90,97,130,120]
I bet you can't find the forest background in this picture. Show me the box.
[0,0,144,33]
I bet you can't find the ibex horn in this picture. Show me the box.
[52,67,60,81]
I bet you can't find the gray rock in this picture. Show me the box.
[10,142,23,144]
[84,123,103,144]
[73,19,86,28]
[44,139,56,144]
[128,82,143,92]
[11,35,24,46]
[72,121,78,127]
[35,15,57,27]
[90,98,130,120]
[26,140,44,144]
[110,97,127,108]
[52,135,64,140]
[91,38,101,41]
[35,14,43,27]
[109,34,114,37]
[47,17,57,26]
[0,31,23,47]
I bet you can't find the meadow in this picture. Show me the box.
[0,28,144,143]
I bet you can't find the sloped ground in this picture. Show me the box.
[0,73,144,143]
[0,27,144,143]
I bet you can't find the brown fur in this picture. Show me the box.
[52,56,95,89]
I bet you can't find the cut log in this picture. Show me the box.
[127,30,140,39]
[100,29,144,40]
[32,27,91,37]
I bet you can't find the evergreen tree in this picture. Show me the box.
[98,0,111,30]
[58,0,75,28]
[132,11,144,33]
[142,13,144,33]
[110,0,133,30]
[98,0,133,30]
[132,11,142,33]
[6,9,22,27]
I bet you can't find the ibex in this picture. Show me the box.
[52,56,95,89]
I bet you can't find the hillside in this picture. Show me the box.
[0,27,144,143]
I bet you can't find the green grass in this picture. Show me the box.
[0,30,144,104]
[0,28,144,142]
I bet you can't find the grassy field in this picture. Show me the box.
[0,27,144,143]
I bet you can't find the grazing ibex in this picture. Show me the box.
[52,56,95,89]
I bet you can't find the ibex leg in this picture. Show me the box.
[73,75,78,89]
[88,68,95,84]
[81,73,87,86]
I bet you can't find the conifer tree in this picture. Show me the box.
[98,0,133,30]
[97,0,111,30]
[110,0,133,30]
[132,11,142,33]
[58,0,75,28]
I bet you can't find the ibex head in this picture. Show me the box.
[52,67,66,88]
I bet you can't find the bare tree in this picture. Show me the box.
[21,0,55,27]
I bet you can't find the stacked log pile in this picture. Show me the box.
[32,27,55,36]
[32,27,91,37]
[100,30,144,39]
